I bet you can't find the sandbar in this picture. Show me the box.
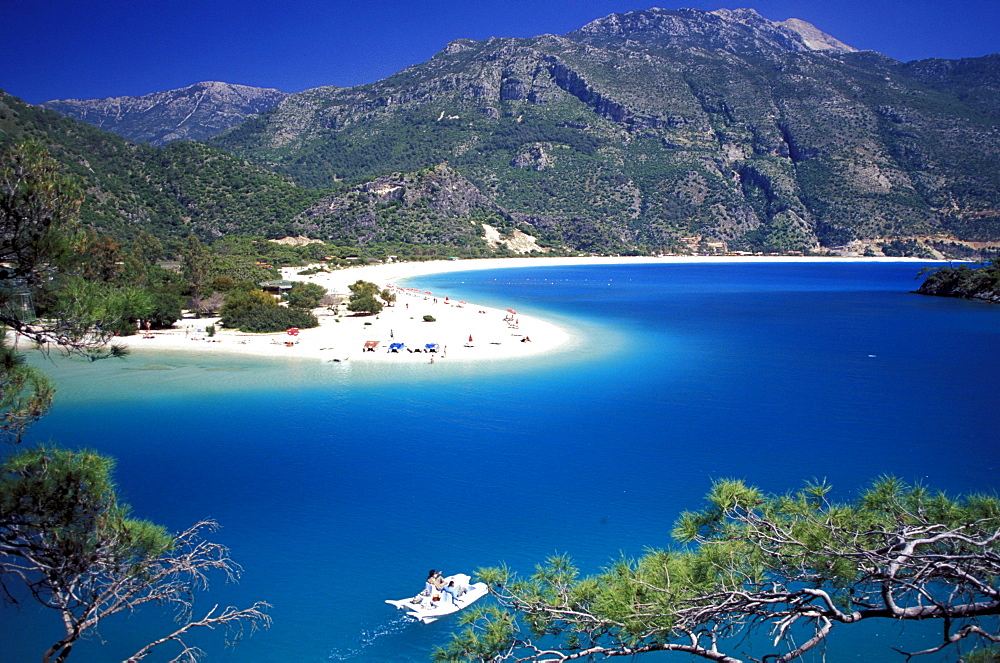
[119,255,937,364]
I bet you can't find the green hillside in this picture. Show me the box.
[0,91,320,246]
[206,8,1000,257]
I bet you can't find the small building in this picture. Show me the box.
[259,279,296,297]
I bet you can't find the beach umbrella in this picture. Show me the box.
[507,309,517,314]
[468,334,473,342]
[425,291,432,294]
[287,327,300,336]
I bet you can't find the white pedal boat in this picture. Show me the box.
[385,573,488,623]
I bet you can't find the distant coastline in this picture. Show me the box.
[119,255,943,364]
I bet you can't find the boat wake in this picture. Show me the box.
[326,614,413,660]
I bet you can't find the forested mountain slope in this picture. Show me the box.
[207,7,1000,255]
[0,90,319,246]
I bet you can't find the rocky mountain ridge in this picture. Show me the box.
[568,7,856,55]
[205,7,999,255]
[42,81,288,145]
[20,7,1000,257]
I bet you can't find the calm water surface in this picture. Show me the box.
[4,262,998,662]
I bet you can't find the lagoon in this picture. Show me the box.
[4,261,999,661]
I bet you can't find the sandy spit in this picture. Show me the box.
[120,255,937,364]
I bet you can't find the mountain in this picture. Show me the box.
[42,81,288,146]
[203,7,1000,256]
[1,90,318,244]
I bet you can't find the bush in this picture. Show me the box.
[423,315,436,322]
[219,289,277,320]
[146,291,184,329]
[284,282,327,310]
[347,294,383,315]
[346,280,384,315]
[220,305,318,333]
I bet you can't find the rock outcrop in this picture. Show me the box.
[42,81,288,145]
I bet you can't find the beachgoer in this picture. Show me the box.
[426,569,446,594]
[430,570,446,592]
[443,580,463,605]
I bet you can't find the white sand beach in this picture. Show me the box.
[124,255,935,363]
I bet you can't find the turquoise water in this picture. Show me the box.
[4,262,999,661]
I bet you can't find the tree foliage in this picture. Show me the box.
[0,139,271,662]
[221,305,319,334]
[440,478,1000,662]
[0,337,53,445]
[182,235,212,298]
[218,288,277,321]
[346,280,385,316]
[0,447,271,662]
[284,281,327,310]
[0,141,144,357]
[916,259,1000,303]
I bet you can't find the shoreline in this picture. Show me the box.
[123,255,939,364]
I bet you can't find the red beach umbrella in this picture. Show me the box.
[507,308,516,314]
[287,327,300,336]
[468,334,473,342]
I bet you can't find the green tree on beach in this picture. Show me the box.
[346,279,384,315]
[181,235,213,299]
[284,281,327,310]
[218,286,319,332]
[439,478,1000,662]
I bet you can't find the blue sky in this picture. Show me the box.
[4,0,998,104]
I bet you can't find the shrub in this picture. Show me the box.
[220,305,318,333]
[284,282,327,310]
[220,289,276,320]
[146,292,184,329]
[423,315,436,322]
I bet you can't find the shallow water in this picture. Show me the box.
[4,262,999,662]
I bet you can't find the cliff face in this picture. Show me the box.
[292,164,515,250]
[42,81,288,146]
[204,7,1000,254]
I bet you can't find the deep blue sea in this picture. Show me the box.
[4,262,999,662]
